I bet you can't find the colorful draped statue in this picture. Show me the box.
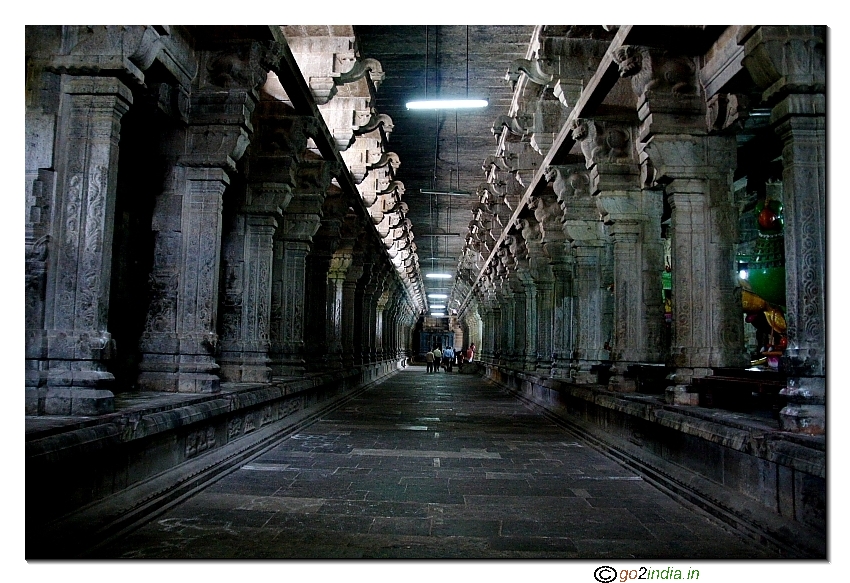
[738,198,787,363]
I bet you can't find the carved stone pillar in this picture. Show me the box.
[554,162,609,383]
[648,137,745,383]
[369,270,390,363]
[26,76,132,414]
[571,241,610,383]
[325,250,353,368]
[304,244,333,370]
[137,166,232,393]
[218,98,300,383]
[615,44,746,395]
[569,119,666,390]
[341,254,364,369]
[218,213,280,383]
[741,25,826,433]
[270,194,323,377]
[138,41,276,393]
[550,255,574,377]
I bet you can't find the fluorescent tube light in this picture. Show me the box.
[428,294,448,299]
[425,273,452,279]
[430,312,446,317]
[406,99,488,110]
[430,305,446,310]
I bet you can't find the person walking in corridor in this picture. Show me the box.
[425,348,434,373]
[443,345,455,372]
[432,346,443,373]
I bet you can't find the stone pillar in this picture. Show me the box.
[569,119,666,391]
[304,230,338,372]
[219,212,280,382]
[341,254,364,369]
[740,25,826,433]
[375,289,390,362]
[570,242,610,383]
[550,256,574,377]
[269,194,323,377]
[219,97,312,383]
[478,297,495,363]
[26,76,132,414]
[615,44,746,396]
[137,42,275,393]
[647,138,745,382]
[604,219,665,389]
[325,250,353,368]
[556,162,610,384]
[137,166,232,393]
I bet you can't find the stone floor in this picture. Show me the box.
[91,366,779,559]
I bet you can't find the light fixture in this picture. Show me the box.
[430,312,446,317]
[408,28,486,111]
[428,293,448,299]
[425,273,452,279]
[406,99,488,110]
[430,304,446,310]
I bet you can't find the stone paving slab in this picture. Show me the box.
[93,368,779,559]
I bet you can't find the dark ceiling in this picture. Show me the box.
[355,25,536,309]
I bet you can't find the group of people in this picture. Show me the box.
[424,343,475,373]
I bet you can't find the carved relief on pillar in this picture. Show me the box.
[644,136,744,377]
[26,76,133,414]
[138,41,278,394]
[739,26,826,432]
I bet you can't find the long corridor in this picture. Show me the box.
[92,367,777,559]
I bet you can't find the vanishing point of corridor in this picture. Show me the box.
[92,368,777,559]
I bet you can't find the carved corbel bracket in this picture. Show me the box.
[291,158,341,195]
[615,44,699,99]
[527,189,565,238]
[492,115,531,141]
[354,112,394,138]
[243,183,293,216]
[204,40,281,95]
[505,58,555,90]
[180,125,250,171]
[481,154,513,175]
[595,193,641,225]
[377,180,406,200]
[367,151,401,173]
[739,25,825,104]
[544,164,592,212]
[570,119,635,169]
[707,93,751,133]
[47,25,184,87]
[337,57,385,88]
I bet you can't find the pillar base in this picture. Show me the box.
[137,372,220,394]
[27,388,115,416]
[219,352,272,383]
[608,371,637,393]
[219,364,271,384]
[778,376,825,435]
[665,384,699,406]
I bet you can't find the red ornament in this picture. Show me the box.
[758,207,781,231]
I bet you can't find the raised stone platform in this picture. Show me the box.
[26,360,401,558]
[481,364,825,558]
